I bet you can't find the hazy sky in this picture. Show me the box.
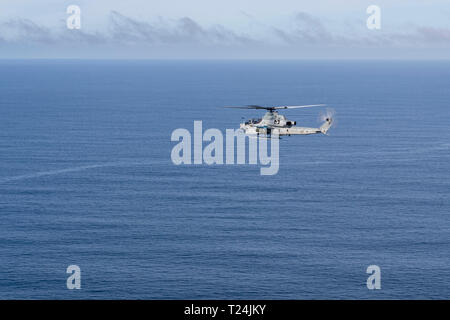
[0,0,449,59]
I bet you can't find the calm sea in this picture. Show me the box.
[0,60,449,299]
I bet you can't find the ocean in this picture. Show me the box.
[0,60,449,299]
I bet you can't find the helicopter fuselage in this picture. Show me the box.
[239,111,331,136]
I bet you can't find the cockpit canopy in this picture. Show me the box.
[262,112,275,121]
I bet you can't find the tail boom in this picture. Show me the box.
[273,118,333,136]
[319,117,333,134]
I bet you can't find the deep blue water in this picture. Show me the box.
[0,60,449,299]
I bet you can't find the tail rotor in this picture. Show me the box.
[318,108,336,134]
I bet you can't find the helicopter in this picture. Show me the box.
[225,104,335,137]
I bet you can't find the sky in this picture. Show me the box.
[0,0,449,59]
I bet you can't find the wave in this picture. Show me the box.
[0,162,127,184]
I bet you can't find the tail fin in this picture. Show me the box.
[318,108,335,134]
[320,117,333,134]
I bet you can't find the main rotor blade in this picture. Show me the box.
[273,104,326,109]
[224,104,326,110]
[224,105,269,110]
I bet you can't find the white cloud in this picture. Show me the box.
[0,10,449,59]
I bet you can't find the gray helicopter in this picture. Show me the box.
[225,104,335,137]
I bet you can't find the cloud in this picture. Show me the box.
[0,11,449,58]
[391,26,450,45]
[0,19,55,44]
[0,17,107,46]
[271,12,450,48]
[0,11,257,47]
[272,12,335,45]
[108,11,255,45]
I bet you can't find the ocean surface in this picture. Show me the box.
[0,60,449,299]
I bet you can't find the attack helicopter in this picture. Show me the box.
[225,104,335,137]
